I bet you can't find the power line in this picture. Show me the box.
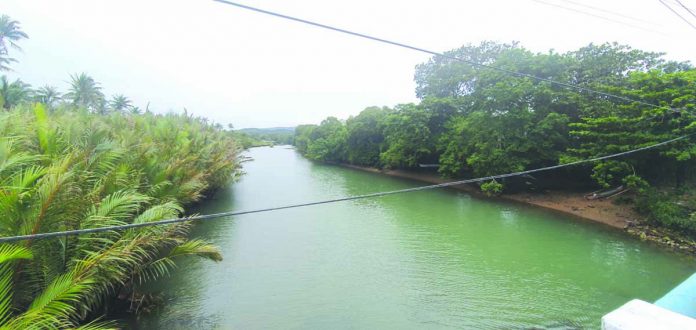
[531,0,664,34]
[556,0,660,25]
[674,0,696,20]
[667,0,696,13]
[211,0,677,113]
[0,133,690,244]
[659,0,696,31]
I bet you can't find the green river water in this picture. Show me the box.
[135,146,695,329]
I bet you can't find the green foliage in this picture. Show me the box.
[634,189,696,234]
[305,117,347,162]
[236,127,294,145]
[566,69,696,188]
[0,75,33,109]
[294,40,696,218]
[230,131,270,149]
[0,14,29,72]
[293,124,316,155]
[622,174,649,194]
[65,73,105,112]
[380,104,434,168]
[414,41,520,99]
[0,103,241,328]
[480,180,503,196]
[345,107,390,166]
[34,86,62,108]
[0,13,242,327]
[108,94,131,112]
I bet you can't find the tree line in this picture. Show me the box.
[237,127,295,146]
[1,72,146,114]
[0,15,144,115]
[294,41,696,234]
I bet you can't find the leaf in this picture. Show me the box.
[0,244,32,326]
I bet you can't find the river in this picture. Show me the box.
[135,146,695,329]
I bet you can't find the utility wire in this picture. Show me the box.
[659,0,696,30]
[211,0,677,112]
[557,0,660,25]
[0,134,691,244]
[674,0,696,19]
[531,0,664,34]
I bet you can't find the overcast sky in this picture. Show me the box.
[3,0,695,128]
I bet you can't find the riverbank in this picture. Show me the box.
[340,164,696,253]
[341,164,633,228]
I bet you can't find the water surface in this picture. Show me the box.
[135,146,695,329]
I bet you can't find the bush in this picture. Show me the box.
[481,180,504,196]
[634,189,696,235]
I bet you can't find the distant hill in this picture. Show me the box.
[236,127,295,145]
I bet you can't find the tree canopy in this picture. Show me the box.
[295,41,696,232]
[0,14,28,71]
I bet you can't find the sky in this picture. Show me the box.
[2,0,696,128]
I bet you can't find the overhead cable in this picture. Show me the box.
[659,0,696,31]
[674,0,696,20]
[557,0,661,25]
[532,0,664,34]
[211,0,679,112]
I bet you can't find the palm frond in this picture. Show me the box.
[0,244,32,326]
[169,239,223,262]
[71,318,117,330]
[0,100,240,327]
[7,271,94,329]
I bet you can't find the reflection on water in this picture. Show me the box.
[134,147,695,329]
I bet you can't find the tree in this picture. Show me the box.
[0,15,28,71]
[438,110,568,179]
[568,42,675,86]
[565,69,696,188]
[305,117,347,162]
[0,75,32,109]
[380,103,434,168]
[109,94,131,112]
[414,41,519,99]
[65,73,104,111]
[34,85,61,107]
[296,42,696,198]
[345,106,390,166]
[294,124,317,154]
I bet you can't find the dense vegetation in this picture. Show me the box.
[0,105,242,329]
[229,130,270,149]
[237,127,294,146]
[0,15,243,328]
[295,42,696,235]
[225,128,294,149]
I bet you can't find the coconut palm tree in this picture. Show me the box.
[109,94,131,112]
[65,73,104,111]
[0,15,29,71]
[129,106,141,115]
[0,75,32,109]
[34,85,61,107]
